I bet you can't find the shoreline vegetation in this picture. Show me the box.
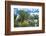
[14,8,39,27]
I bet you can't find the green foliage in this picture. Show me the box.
[33,14,39,19]
[29,20,35,26]
[18,10,30,22]
[20,20,29,27]
[14,10,39,27]
[14,15,17,19]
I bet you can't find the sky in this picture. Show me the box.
[14,8,39,15]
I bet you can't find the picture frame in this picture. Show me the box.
[5,1,45,35]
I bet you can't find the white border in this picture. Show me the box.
[11,5,42,31]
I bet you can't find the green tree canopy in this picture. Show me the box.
[18,10,30,22]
